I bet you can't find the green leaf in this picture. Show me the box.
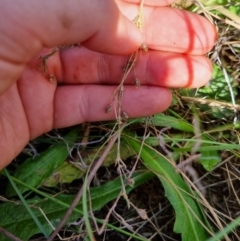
[123,133,212,241]
[229,5,240,16]
[147,113,194,132]
[0,171,154,241]
[43,142,135,187]
[42,160,85,187]
[198,151,221,171]
[6,129,79,197]
[138,134,222,171]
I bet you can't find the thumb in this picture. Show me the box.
[0,0,142,93]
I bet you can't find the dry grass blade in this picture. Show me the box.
[0,227,23,241]
[106,0,147,124]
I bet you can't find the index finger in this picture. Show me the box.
[122,0,175,6]
[118,1,217,54]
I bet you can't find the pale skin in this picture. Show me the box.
[0,0,217,170]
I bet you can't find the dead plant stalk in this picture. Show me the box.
[47,2,147,240]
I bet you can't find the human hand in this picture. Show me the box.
[0,0,217,169]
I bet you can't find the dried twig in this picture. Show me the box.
[44,2,147,240]
[0,227,23,241]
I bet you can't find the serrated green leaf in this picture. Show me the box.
[6,129,79,197]
[124,133,212,241]
[0,171,154,241]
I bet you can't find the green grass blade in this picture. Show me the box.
[172,144,240,152]
[4,169,49,239]
[82,172,95,241]
[206,216,240,241]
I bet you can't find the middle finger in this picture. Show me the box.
[56,46,212,88]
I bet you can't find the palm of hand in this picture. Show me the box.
[0,0,217,169]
